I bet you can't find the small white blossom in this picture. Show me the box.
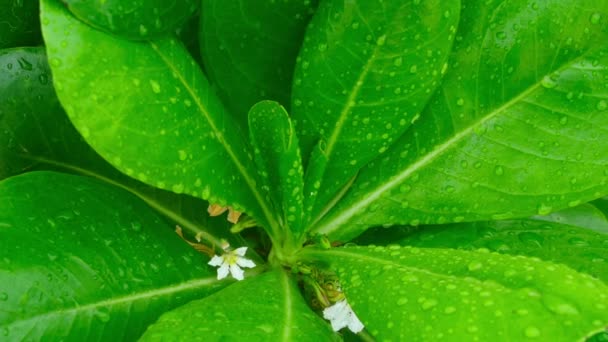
[207,246,255,281]
[323,299,365,333]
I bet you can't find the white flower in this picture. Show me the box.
[207,246,256,281]
[323,299,365,333]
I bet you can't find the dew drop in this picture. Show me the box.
[494,165,504,176]
[178,150,187,161]
[172,183,184,194]
[149,80,161,94]
[589,13,601,25]
[0,292,7,301]
[393,57,403,67]
[536,204,552,215]
[596,100,607,111]
[524,326,540,338]
[456,98,465,106]
[409,65,418,74]
[540,76,556,89]
[94,308,111,322]
[467,261,483,271]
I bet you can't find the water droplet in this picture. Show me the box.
[568,237,589,246]
[495,31,506,39]
[541,76,557,89]
[596,100,607,111]
[376,35,387,46]
[149,80,161,93]
[559,116,568,125]
[18,57,33,71]
[131,222,142,232]
[444,306,456,314]
[139,25,148,35]
[50,58,62,67]
[393,57,403,67]
[467,261,483,271]
[518,232,543,247]
[318,43,327,52]
[456,98,465,106]
[399,184,411,193]
[590,13,601,25]
[421,298,438,310]
[38,73,49,85]
[397,297,408,306]
[178,150,187,161]
[0,292,7,301]
[524,326,540,338]
[494,165,504,175]
[94,308,111,322]
[536,204,552,215]
[409,65,418,74]
[172,183,184,194]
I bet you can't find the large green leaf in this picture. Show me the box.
[303,246,608,341]
[249,101,305,239]
[315,0,608,240]
[0,171,232,340]
[40,0,280,236]
[140,270,339,341]
[0,0,42,49]
[199,0,317,125]
[0,46,239,248]
[62,0,199,39]
[395,218,608,282]
[292,0,460,219]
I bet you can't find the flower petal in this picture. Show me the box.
[217,263,230,280]
[347,312,365,333]
[236,257,256,268]
[233,246,248,256]
[208,255,224,266]
[229,264,245,281]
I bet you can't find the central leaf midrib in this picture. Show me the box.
[4,276,218,328]
[314,50,595,236]
[149,41,280,236]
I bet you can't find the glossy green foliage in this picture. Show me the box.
[531,204,608,235]
[140,270,339,341]
[0,172,226,340]
[306,246,608,341]
[249,101,305,236]
[200,0,317,125]
[0,0,42,48]
[395,218,608,282]
[292,0,460,217]
[0,46,236,247]
[40,0,280,234]
[591,197,608,218]
[316,0,608,240]
[63,0,199,40]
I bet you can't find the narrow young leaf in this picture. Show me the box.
[396,218,608,282]
[316,0,608,240]
[140,270,339,341]
[200,0,318,125]
[0,46,234,247]
[62,0,199,39]
[292,0,460,218]
[304,246,608,341]
[40,0,280,235]
[249,101,305,236]
[0,172,229,341]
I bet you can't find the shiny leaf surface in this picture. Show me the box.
[0,0,42,48]
[316,0,608,240]
[304,246,608,341]
[140,270,339,341]
[63,0,199,39]
[292,0,460,217]
[396,217,608,282]
[0,172,227,340]
[0,46,235,248]
[41,0,280,235]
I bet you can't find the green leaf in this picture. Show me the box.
[0,46,237,248]
[40,0,280,236]
[531,203,608,235]
[62,0,199,39]
[140,270,339,341]
[303,246,608,341]
[200,0,317,125]
[591,197,608,219]
[315,0,608,241]
[0,171,229,340]
[395,218,608,282]
[0,0,42,49]
[292,0,460,218]
[249,101,305,237]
